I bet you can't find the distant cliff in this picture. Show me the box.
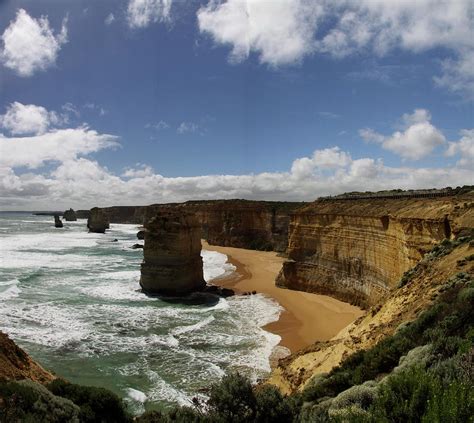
[277,192,474,308]
[88,200,305,252]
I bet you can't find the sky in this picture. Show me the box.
[0,0,473,210]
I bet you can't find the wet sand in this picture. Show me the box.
[203,242,363,353]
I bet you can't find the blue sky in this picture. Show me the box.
[0,0,473,209]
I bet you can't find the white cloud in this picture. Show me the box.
[198,0,321,66]
[318,111,340,119]
[126,0,172,29]
[360,109,446,160]
[1,9,68,77]
[122,164,155,178]
[446,129,474,167]
[0,126,118,169]
[145,120,169,131]
[177,121,199,134]
[0,102,57,135]
[197,0,473,98]
[105,13,115,25]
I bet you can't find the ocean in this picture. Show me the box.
[0,212,283,414]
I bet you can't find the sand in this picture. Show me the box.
[203,242,363,353]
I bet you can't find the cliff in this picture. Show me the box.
[269,235,474,394]
[0,331,55,384]
[63,208,77,221]
[88,200,304,252]
[87,207,110,233]
[277,193,474,308]
[140,209,206,295]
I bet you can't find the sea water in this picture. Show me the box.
[0,212,282,414]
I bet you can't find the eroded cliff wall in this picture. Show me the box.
[90,200,304,252]
[277,194,474,308]
[140,210,206,295]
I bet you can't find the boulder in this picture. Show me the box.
[87,207,110,233]
[54,215,63,228]
[140,210,206,295]
[137,230,145,240]
[63,208,77,221]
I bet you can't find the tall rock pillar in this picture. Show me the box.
[140,210,205,295]
[87,207,110,233]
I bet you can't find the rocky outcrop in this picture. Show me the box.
[140,210,206,295]
[137,230,145,240]
[63,208,77,221]
[277,193,474,308]
[0,331,55,384]
[87,207,110,233]
[54,215,63,228]
[269,236,474,394]
[87,200,304,252]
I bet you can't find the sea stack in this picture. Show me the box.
[87,207,110,233]
[140,210,205,296]
[54,215,63,228]
[63,208,77,221]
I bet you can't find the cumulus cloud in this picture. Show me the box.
[446,129,474,167]
[360,109,446,160]
[0,127,118,169]
[1,8,68,77]
[197,0,473,98]
[198,0,321,66]
[0,102,57,135]
[122,164,155,178]
[126,0,172,29]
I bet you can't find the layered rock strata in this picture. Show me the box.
[140,210,206,295]
[277,193,474,308]
[87,207,110,233]
[87,200,304,252]
[63,208,77,221]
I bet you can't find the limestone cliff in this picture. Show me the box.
[140,209,206,295]
[0,331,54,384]
[269,236,474,394]
[87,207,110,233]
[63,208,77,221]
[277,193,474,308]
[88,200,304,252]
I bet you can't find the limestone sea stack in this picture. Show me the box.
[63,208,77,221]
[54,215,63,228]
[87,207,110,233]
[140,210,206,295]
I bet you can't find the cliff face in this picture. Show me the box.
[140,210,206,295]
[277,194,474,308]
[63,208,77,221]
[269,236,474,394]
[0,331,55,384]
[89,200,304,252]
[87,207,110,233]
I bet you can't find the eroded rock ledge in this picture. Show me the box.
[140,209,206,295]
[276,193,474,308]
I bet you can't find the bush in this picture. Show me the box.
[47,379,131,423]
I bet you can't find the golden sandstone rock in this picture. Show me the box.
[140,210,206,295]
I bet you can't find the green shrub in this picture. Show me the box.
[47,379,131,423]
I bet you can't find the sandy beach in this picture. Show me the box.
[203,242,363,353]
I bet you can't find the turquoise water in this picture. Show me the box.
[0,213,282,414]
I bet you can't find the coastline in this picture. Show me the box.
[203,241,363,353]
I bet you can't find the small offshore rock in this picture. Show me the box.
[131,243,144,249]
[54,215,63,228]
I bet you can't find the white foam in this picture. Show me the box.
[172,315,215,336]
[126,387,147,403]
[0,280,21,300]
[201,250,236,281]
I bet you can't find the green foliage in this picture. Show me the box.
[47,379,131,423]
[0,379,80,423]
